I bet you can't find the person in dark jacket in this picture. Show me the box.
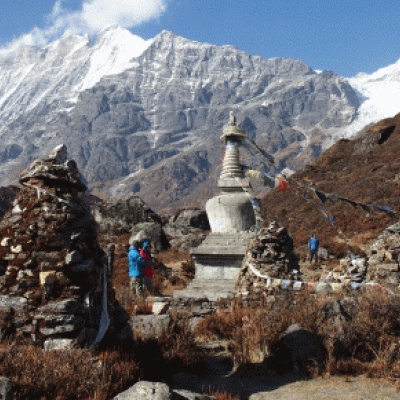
[308,234,319,263]
[128,240,151,296]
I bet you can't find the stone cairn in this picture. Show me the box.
[235,221,303,299]
[367,222,400,287]
[317,255,368,289]
[0,145,128,348]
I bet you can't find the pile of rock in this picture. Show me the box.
[315,255,368,289]
[0,145,128,348]
[367,222,400,286]
[339,255,368,283]
[236,222,302,299]
[321,222,400,291]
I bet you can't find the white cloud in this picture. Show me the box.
[81,0,167,32]
[0,0,168,52]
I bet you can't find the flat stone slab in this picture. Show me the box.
[191,232,255,256]
[130,315,170,339]
[173,279,237,301]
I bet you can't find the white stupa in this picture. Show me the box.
[174,112,258,301]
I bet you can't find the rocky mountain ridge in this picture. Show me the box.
[0,27,397,211]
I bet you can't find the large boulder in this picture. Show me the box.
[113,380,213,400]
[269,323,327,374]
[129,221,169,253]
[91,195,169,253]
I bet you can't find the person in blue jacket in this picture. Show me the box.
[308,234,319,263]
[128,239,151,296]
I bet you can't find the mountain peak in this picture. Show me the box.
[157,29,178,38]
[98,24,128,38]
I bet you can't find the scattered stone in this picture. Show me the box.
[0,238,11,247]
[0,376,13,400]
[366,222,400,288]
[152,300,170,315]
[44,338,77,350]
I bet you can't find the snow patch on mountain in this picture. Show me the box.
[0,25,152,123]
[343,59,400,136]
[74,25,153,93]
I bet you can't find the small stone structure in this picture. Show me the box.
[236,221,303,299]
[0,145,128,348]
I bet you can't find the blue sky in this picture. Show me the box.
[1,0,400,77]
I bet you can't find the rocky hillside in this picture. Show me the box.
[261,112,400,256]
[0,28,360,212]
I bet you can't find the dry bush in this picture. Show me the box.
[181,259,195,280]
[0,346,141,400]
[158,312,202,367]
[323,241,350,259]
[196,287,400,380]
[322,287,400,379]
[128,312,203,382]
[196,291,321,367]
[114,286,153,316]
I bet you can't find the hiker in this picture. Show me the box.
[308,234,319,263]
[140,239,155,295]
[128,239,151,297]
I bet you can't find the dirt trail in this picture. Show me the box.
[172,351,400,400]
[250,376,400,400]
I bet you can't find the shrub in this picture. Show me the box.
[196,287,400,381]
[0,346,141,400]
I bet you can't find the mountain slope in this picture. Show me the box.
[261,112,400,256]
[0,28,362,211]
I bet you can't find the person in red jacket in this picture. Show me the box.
[140,240,154,295]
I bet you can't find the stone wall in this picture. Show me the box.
[0,145,129,348]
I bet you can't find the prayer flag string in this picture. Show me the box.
[291,181,396,217]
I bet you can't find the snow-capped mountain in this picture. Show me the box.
[344,60,400,136]
[0,25,152,129]
[0,26,396,211]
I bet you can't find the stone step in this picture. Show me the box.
[188,278,237,289]
[173,278,237,301]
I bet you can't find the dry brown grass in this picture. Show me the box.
[196,287,400,381]
[0,310,201,399]
[0,346,141,400]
